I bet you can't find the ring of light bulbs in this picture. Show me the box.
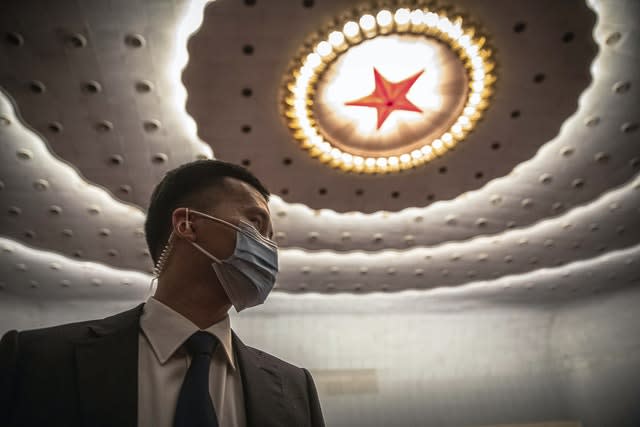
[282,5,496,174]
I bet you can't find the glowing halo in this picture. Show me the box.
[282,5,496,174]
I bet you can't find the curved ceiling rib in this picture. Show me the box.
[1,236,637,302]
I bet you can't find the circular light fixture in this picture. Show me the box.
[282,4,495,174]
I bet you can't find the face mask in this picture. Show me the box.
[185,208,279,312]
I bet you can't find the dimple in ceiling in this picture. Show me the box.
[0,0,638,299]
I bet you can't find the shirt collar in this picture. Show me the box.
[139,296,235,370]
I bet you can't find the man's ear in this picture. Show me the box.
[172,207,196,240]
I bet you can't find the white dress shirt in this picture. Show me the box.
[137,296,246,427]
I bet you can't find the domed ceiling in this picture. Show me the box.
[0,0,638,301]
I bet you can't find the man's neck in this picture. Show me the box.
[154,277,232,329]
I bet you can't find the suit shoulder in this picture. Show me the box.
[249,344,303,367]
[242,343,309,380]
[15,303,144,347]
[14,319,92,350]
[233,331,307,374]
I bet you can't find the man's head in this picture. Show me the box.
[144,159,273,325]
[145,159,271,268]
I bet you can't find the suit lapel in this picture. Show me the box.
[233,331,287,427]
[73,306,287,427]
[74,304,144,427]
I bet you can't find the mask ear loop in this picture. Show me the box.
[189,208,242,233]
[185,208,276,261]
[189,208,276,247]
[185,207,191,230]
[190,240,224,264]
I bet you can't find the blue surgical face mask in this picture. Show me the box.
[186,208,279,312]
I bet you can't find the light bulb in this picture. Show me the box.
[376,10,392,27]
[328,31,345,47]
[394,9,410,25]
[469,93,482,105]
[359,14,376,31]
[423,12,438,27]
[463,106,476,116]
[306,53,321,68]
[410,10,424,25]
[343,21,359,38]
[316,41,332,57]
[473,69,485,81]
[449,25,463,40]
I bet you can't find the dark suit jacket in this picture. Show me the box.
[0,303,325,427]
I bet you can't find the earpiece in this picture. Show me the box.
[152,232,175,277]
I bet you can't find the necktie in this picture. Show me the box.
[173,331,219,427]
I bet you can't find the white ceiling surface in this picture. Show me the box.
[0,0,638,296]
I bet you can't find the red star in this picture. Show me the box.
[345,67,424,129]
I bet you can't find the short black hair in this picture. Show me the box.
[144,159,270,265]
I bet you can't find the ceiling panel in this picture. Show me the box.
[0,0,638,298]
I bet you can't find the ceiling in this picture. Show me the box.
[0,0,638,300]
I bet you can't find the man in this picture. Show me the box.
[0,160,325,427]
